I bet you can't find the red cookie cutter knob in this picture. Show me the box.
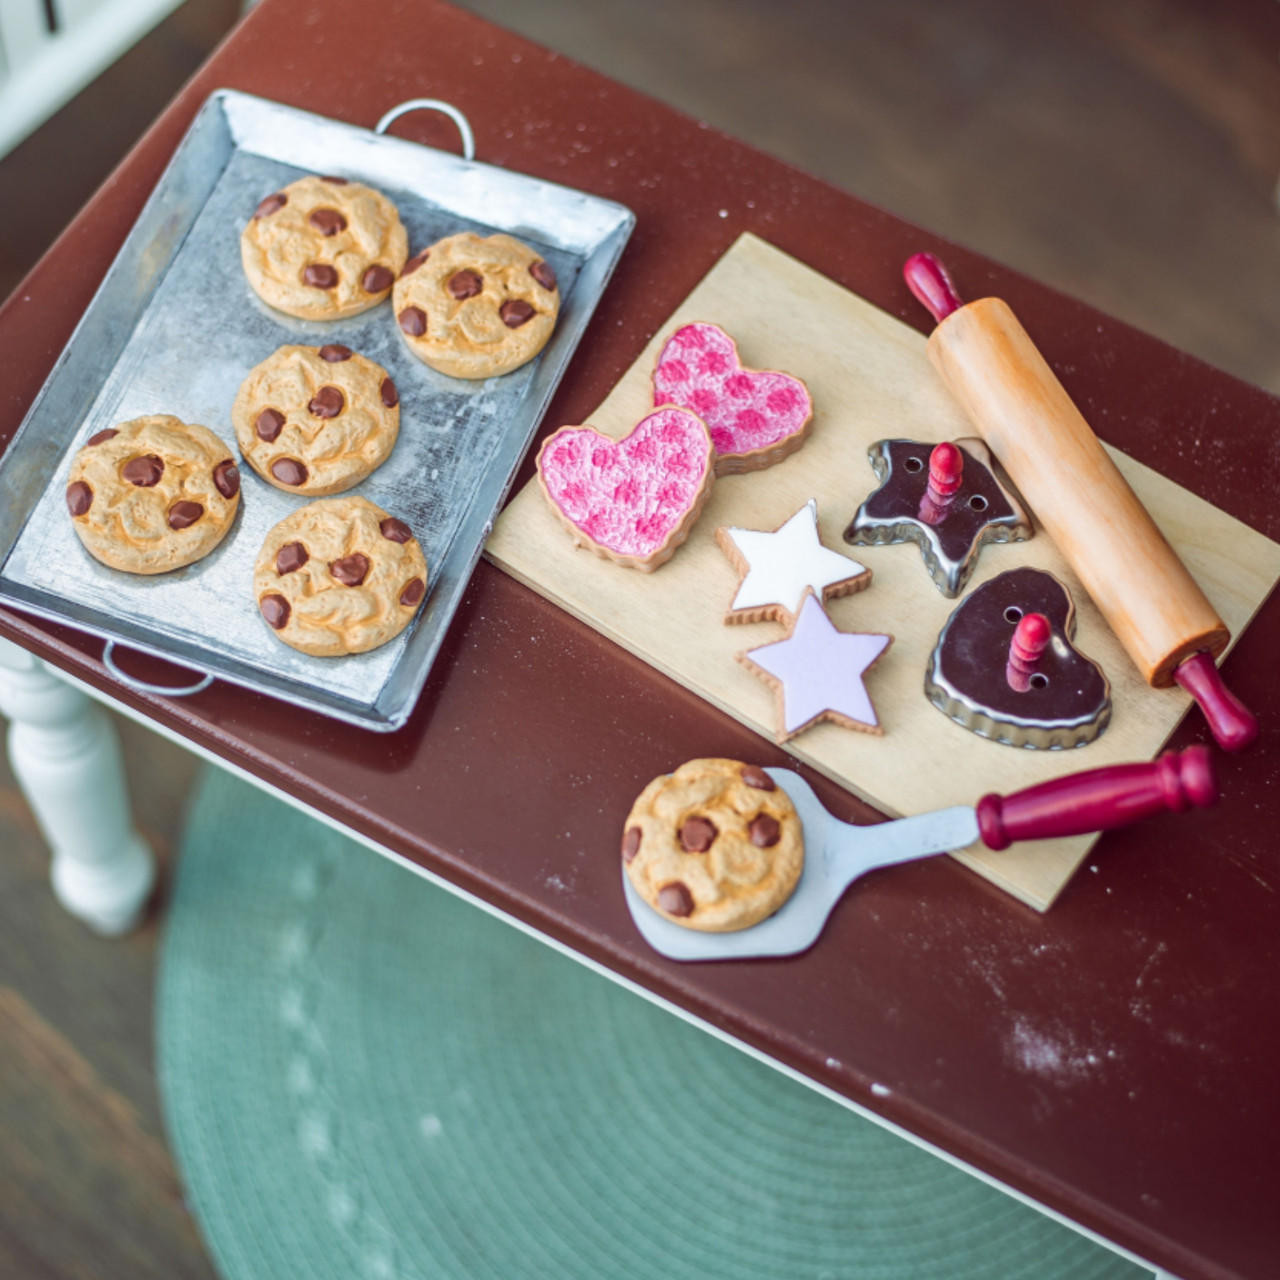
[917,440,964,527]
[927,441,963,499]
[1006,611,1050,693]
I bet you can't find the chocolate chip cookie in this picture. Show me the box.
[240,175,408,320]
[254,496,427,656]
[622,758,804,932]
[232,344,400,496]
[392,232,560,379]
[65,415,240,574]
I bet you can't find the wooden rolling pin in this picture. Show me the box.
[904,252,1257,751]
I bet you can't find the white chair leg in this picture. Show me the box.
[0,637,155,935]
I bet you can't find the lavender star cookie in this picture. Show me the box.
[738,590,892,742]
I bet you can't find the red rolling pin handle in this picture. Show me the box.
[975,746,1216,851]
[903,252,964,323]
[1173,653,1258,752]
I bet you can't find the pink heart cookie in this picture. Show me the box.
[536,407,715,571]
[652,322,813,475]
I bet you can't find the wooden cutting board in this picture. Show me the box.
[486,233,1280,909]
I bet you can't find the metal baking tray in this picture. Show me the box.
[0,90,634,730]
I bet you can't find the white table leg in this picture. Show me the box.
[0,637,155,934]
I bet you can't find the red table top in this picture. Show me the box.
[3,3,1279,1277]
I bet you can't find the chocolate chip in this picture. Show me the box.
[500,299,535,328]
[400,578,425,607]
[741,765,776,791]
[254,192,287,218]
[260,593,290,629]
[66,481,92,516]
[87,428,118,446]
[303,263,338,289]
[657,882,694,917]
[330,553,370,587]
[400,250,430,278]
[621,826,642,863]
[167,501,204,530]
[529,260,557,291]
[276,541,309,575]
[380,377,398,408]
[362,265,394,293]
[320,175,348,185]
[679,816,717,853]
[122,454,164,487]
[398,306,427,337]
[448,269,482,299]
[379,516,412,543]
[308,386,344,418]
[256,408,285,441]
[749,814,781,848]
[213,460,240,499]
[318,343,352,362]
[271,458,308,486]
[308,208,347,236]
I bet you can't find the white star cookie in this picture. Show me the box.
[714,499,872,625]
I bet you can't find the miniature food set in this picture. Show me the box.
[487,233,1280,910]
[0,91,634,730]
[904,251,1257,750]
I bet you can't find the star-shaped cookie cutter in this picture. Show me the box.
[844,437,1032,596]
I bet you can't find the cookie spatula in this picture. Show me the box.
[623,747,1215,961]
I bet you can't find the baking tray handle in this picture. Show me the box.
[375,99,476,160]
[102,640,213,698]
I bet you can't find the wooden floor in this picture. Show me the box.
[1,1,1277,1275]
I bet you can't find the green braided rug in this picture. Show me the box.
[157,766,1144,1280]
